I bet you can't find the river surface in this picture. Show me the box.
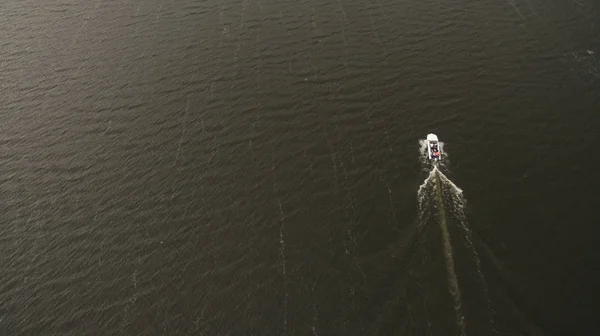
[1,0,599,335]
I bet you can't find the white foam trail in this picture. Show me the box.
[523,0,541,19]
[417,166,465,334]
[508,0,525,20]
[272,154,288,333]
[418,140,430,170]
[433,167,467,336]
[330,146,339,192]
[419,136,497,334]
[417,168,436,225]
[437,170,463,195]
[437,168,497,335]
[276,196,288,332]
[311,284,319,335]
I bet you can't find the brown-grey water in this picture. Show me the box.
[1,0,600,334]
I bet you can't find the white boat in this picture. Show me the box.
[426,134,441,161]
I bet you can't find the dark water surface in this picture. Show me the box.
[2,0,600,334]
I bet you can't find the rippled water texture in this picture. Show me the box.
[1,0,599,334]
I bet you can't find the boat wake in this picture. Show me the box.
[417,167,466,335]
[416,139,496,335]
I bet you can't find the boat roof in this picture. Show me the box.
[426,134,438,142]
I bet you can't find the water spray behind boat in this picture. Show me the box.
[416,135,496,335]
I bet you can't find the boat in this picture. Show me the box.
[427,134,441,161]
